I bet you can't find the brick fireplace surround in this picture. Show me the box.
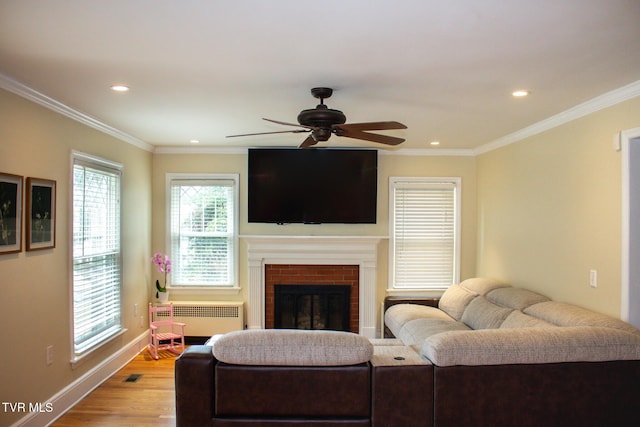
[265,264,360,333]
[243,236,383,338]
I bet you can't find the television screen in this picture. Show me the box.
[248,148,377,224]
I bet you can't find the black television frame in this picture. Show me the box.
[247,148,378,224]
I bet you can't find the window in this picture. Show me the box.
[168,174,239,288]
[72,153,123,361]
[389,177,461,291]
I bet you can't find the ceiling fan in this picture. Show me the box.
[226,87,407,148]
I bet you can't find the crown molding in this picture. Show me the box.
[153,145,249,155]
[3,71,638,157]
[0,73,153,152]
[475,79,640,155]
[380,148,476,157]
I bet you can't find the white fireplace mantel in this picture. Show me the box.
[241,235,386,338]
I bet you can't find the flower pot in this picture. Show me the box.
[158,291,169,304]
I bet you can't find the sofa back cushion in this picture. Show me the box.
[487,287,550,310]
[499,310,557,329]
[438,284,478,321]
[212,329,373,366]
[525,301,640,337]
[459,277,509,295]
[461,296,514,329]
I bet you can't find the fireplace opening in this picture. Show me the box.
[274,284,351,332]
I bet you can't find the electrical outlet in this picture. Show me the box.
[134,303,139,317]
[46,345,53,366]
[589,269,598,288]
[139,315,144,328]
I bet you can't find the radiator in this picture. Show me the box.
[156,301,244,337]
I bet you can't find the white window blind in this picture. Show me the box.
[72,155,122,358]
[169,176,238,287]
[390,178,460,290]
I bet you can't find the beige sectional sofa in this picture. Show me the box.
[385,277,640,366]
[384,277,640,426]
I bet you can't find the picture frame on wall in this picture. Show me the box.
[0,172,23,254]
[26,177,56,251]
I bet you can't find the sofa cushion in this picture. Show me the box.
[212,329,373,366]
[499,310,557,329]
[524,301,640,337]
[459,277,509,295]
[461,296,514,329]
[399,318,471,346]
[421,326,640,366]
[385,304,455,337]
[439,284,478,321]
[486,287,550,310]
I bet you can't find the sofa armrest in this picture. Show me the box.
[383,297,441,338]
[175,345,216,427]
[422,326,640,366]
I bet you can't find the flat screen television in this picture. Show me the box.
[248,148,377,224]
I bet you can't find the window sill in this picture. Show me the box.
[70,327,127,369]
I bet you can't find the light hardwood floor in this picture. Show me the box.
[52,348,179,427]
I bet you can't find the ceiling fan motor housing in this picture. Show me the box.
[297,108,346,141]
[296,87,347,141]
[297,107,347,125]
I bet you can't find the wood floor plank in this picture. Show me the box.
[52,349,180,427]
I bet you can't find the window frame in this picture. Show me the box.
[165,173,240,294]
[70,151,124,365]
[388,176,461,295]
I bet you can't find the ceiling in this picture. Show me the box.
[1,0,639,152]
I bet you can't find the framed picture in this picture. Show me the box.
[26,177,56,251]
[0,172,23,254]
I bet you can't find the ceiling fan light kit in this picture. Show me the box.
[227,87,407,148]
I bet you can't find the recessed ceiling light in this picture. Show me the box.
[512,90,529,97]
[430,141,440,146]
[189,139,200,144]
[110,85,130,92]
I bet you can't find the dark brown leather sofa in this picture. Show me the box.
[175,330,433,427]
[176,279,640,427]
[176,345,640,427]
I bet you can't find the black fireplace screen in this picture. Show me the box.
[274,284,351,332]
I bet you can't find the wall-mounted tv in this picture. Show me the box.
[248,148,377,224]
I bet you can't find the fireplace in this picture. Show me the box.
[274,284,351,331]
[265,264,359,333]
[244,235,383,338]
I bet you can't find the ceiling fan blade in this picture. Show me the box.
[335,127,405,145]
[226,129,309,138]
[336,121,407,131]
[263,118,314,130]
[299,135,318,148]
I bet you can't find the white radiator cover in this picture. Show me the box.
[157,301,244,337]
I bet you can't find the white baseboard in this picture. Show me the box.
[11,331,149,427]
